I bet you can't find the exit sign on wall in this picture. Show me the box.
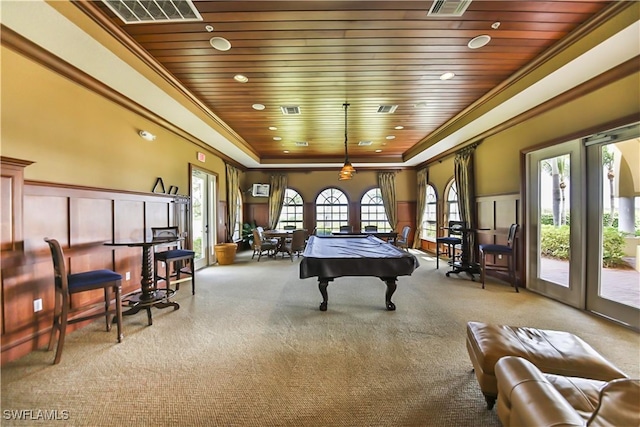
[197,152,206,162]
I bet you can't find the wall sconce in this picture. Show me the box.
[139,130,156,141]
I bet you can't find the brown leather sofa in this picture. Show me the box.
[494,356,640,427]
[465,321,628,409]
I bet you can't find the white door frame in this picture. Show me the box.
[191,165,217,270]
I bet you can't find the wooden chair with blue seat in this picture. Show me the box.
[479,223,519,292]
[44,237,123,365]
[436,221,464,269]
[364,225,378,232]
[151,226,196,295]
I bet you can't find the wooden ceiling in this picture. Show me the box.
[81,0,615,165]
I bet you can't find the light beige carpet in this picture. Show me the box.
[2,250,639,426]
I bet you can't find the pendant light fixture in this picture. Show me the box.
[339,103,356,180]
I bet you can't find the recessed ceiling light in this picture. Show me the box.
[283,150,289,154]
[440,72,455,80]
[268,126,277,131]
[386,135,395,140]
[205,25,214,32]
[234,74,248,83]
[394,125,404,130]
[252,104,265,110]
[210,37,231,51]
[273,136,282,141]
[491,22,501,30]
[375,149,382,153]
[468,35,491,49]
[415,102,428,108]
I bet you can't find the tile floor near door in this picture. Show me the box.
[540,257,640,309]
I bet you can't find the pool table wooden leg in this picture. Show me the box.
[318,279,330,311]
[383,278,397,311]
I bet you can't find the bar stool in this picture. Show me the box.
[152,226,196,295]
[436,221,463,269]
[44,238,123,364]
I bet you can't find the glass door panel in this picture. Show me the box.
[191,170,206,266]
[526,140,584,308]
[539,153,571,287]
[586,123,639,329]
[191,168,217,270]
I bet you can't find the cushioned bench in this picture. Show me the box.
[465,321,627,409]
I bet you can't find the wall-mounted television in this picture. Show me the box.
[251,183,270,197]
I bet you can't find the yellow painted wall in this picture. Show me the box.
[2,44,638,208]
[427,72,640,198]
[0,47,228,198]
[242,169,417,204]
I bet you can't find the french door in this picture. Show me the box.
[526,123,639,330]
[526,140,584,308]
[191,167,217,269]
[584,123,639,329]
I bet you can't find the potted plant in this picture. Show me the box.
[241,222,256,250]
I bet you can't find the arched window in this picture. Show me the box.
[276,188,304,229]
[232,188,243,241]
[446,180,460,223]
[360,188,391,232]
[315,188,348,235]
[421,185,437,240]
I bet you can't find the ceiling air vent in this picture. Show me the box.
[427,0,472,17]
[377,105,398,114]
[101,0,203,24]
[358,141,372,146]
[280,106,301,115]
[295,141,309,147]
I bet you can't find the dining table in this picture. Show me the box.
[263,229,306,257]
[104,237,180,325]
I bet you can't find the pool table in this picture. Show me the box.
[300,235,419,311]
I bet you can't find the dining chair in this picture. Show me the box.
[436,221,464,269]
[152,226,196,295]
[282,224,296,243]
[395,225,411,250]
[44,238,123,365]
[256,226,279,246]
[479,224,519,292]
[340,225,353,233]
[252,228,276,261]
[284,229,307,260]
[364,225,378,232]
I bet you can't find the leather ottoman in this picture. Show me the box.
[466,321,627,409]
